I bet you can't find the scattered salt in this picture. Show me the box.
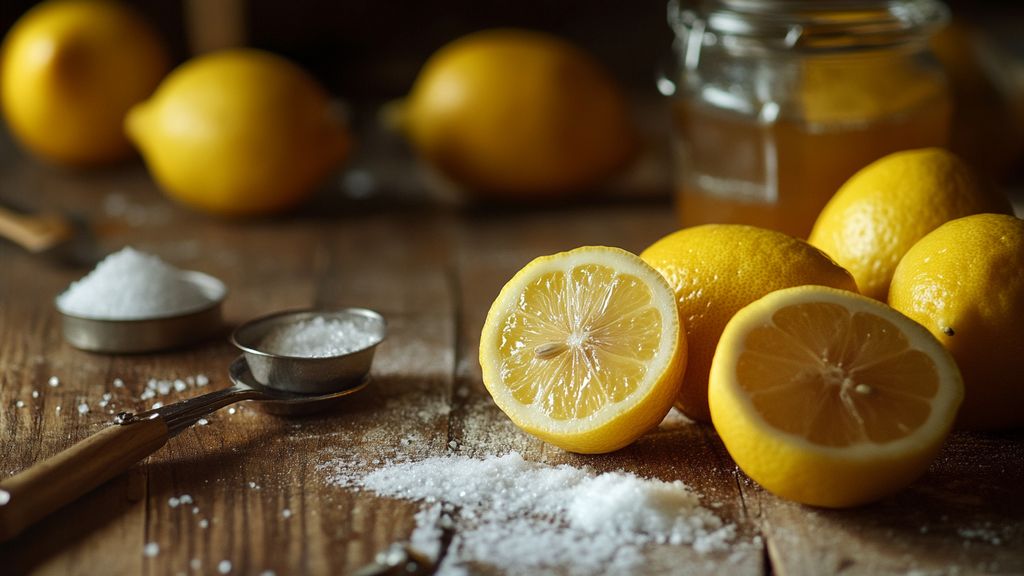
[143,542,160,557]
[190,559,201,570]
[113,378,125,388]
[15,400,25,408]
[197,418,209,426]
[218,560,232,574]
[282,509,292,519]
[228,408,237,415]
[168,497,180,508]
[31,390,39,399]
[180,495,193,505]
[196,375,209,387]
[199,519,210,529]
[77,403,90,415]
[56,247,214,320]
[48,376,60,387]
[329,452,733,575]
[151,402,163,410]
[258,315,381,358]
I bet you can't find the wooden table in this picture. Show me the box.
[1,126,1022,576]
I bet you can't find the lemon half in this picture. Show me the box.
[479,246,686,454]
[709,286,963,508]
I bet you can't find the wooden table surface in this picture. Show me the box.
[1,124,1023,576]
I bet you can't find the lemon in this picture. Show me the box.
[640,224,857,422]
[889,213,1024,430]
[709,286,963,508]
[395,29,634,199]
[125,49,350,217]
[809,148,1013,301]
[1,0,169,166]
[479,246,685,454]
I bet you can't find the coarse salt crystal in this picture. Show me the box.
[77,403,89,415]
[199,519,209,529]
[196,375,209,387]
[56,247,215,320]
[197,418,209,426]
[258,314,382,358]
[31,390,39,398]
[15,400,25,408]
[190,559,201,570]
[143,542,160,557]
[218,560,232,574]
[48,376,60,387]
[282,509,292,519]
[113,378,125,388]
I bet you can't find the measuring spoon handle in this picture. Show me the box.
[0,416,168,542]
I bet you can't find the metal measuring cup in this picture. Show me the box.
[0,308,386,542]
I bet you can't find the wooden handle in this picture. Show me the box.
[0,205,74,253]
[0,418,169,541]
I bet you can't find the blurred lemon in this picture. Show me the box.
[479,246,685,453]
[809,148,1012,301]
[1,0,169,166]
[889,213,1024,430]
[709,286,962,508]
[126,49,350,217]
[640,224,857,422]
[393,29,634,199]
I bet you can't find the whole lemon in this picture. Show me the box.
[809,148,1012,301]
[126,49,350,217]
[396,29,634,199]
[640,224,857,422]
[1,0,169,166]
[889,213,1024,430]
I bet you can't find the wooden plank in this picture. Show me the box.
[750,430,1024,576]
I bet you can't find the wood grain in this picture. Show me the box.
[1,135,1022,576]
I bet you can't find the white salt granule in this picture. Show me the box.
[143,542,160,557]
[189,559,201,570]
[31,390,39,399]
[48,376,60,387]
[57,247,214,320]
[77,403,89,415]
[218,560,232,574]
[335,452,734,575]
[258,315,381,358]
[113,378,125,388]
[199,519,210,529]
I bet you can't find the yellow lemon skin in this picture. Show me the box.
[126,49,350,217]
[889,213,1024,430]
[709,286,962,508]
[809,148,1013,301]
[479,246,686,454]
[401,29,634,199]
[1,0,169,166]
[640,224,858,422]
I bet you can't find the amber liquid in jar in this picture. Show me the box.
[673,93,950,239]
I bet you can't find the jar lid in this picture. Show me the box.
[669,0,949,54]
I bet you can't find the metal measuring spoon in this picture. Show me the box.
[0,308,386,542]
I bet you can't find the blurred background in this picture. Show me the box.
[1,0,1023,210]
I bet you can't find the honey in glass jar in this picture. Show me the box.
[665,0,951,238]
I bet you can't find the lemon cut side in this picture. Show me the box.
[709,286,963,508]
[480,246,686,454]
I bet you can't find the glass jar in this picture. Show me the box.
[664,0,951,238]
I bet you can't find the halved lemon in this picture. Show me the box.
[709,286,963,508]
[479,246,686,454]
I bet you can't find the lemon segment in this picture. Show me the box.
[480,246,686,454]
[709,286,962,508]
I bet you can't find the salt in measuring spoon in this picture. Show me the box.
[0,308,386,541]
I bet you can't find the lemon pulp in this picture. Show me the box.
[738,301,938,446]
[498,264,663,420]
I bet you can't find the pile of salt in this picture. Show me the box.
[259,315,380,358]
[56,247,213,320]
